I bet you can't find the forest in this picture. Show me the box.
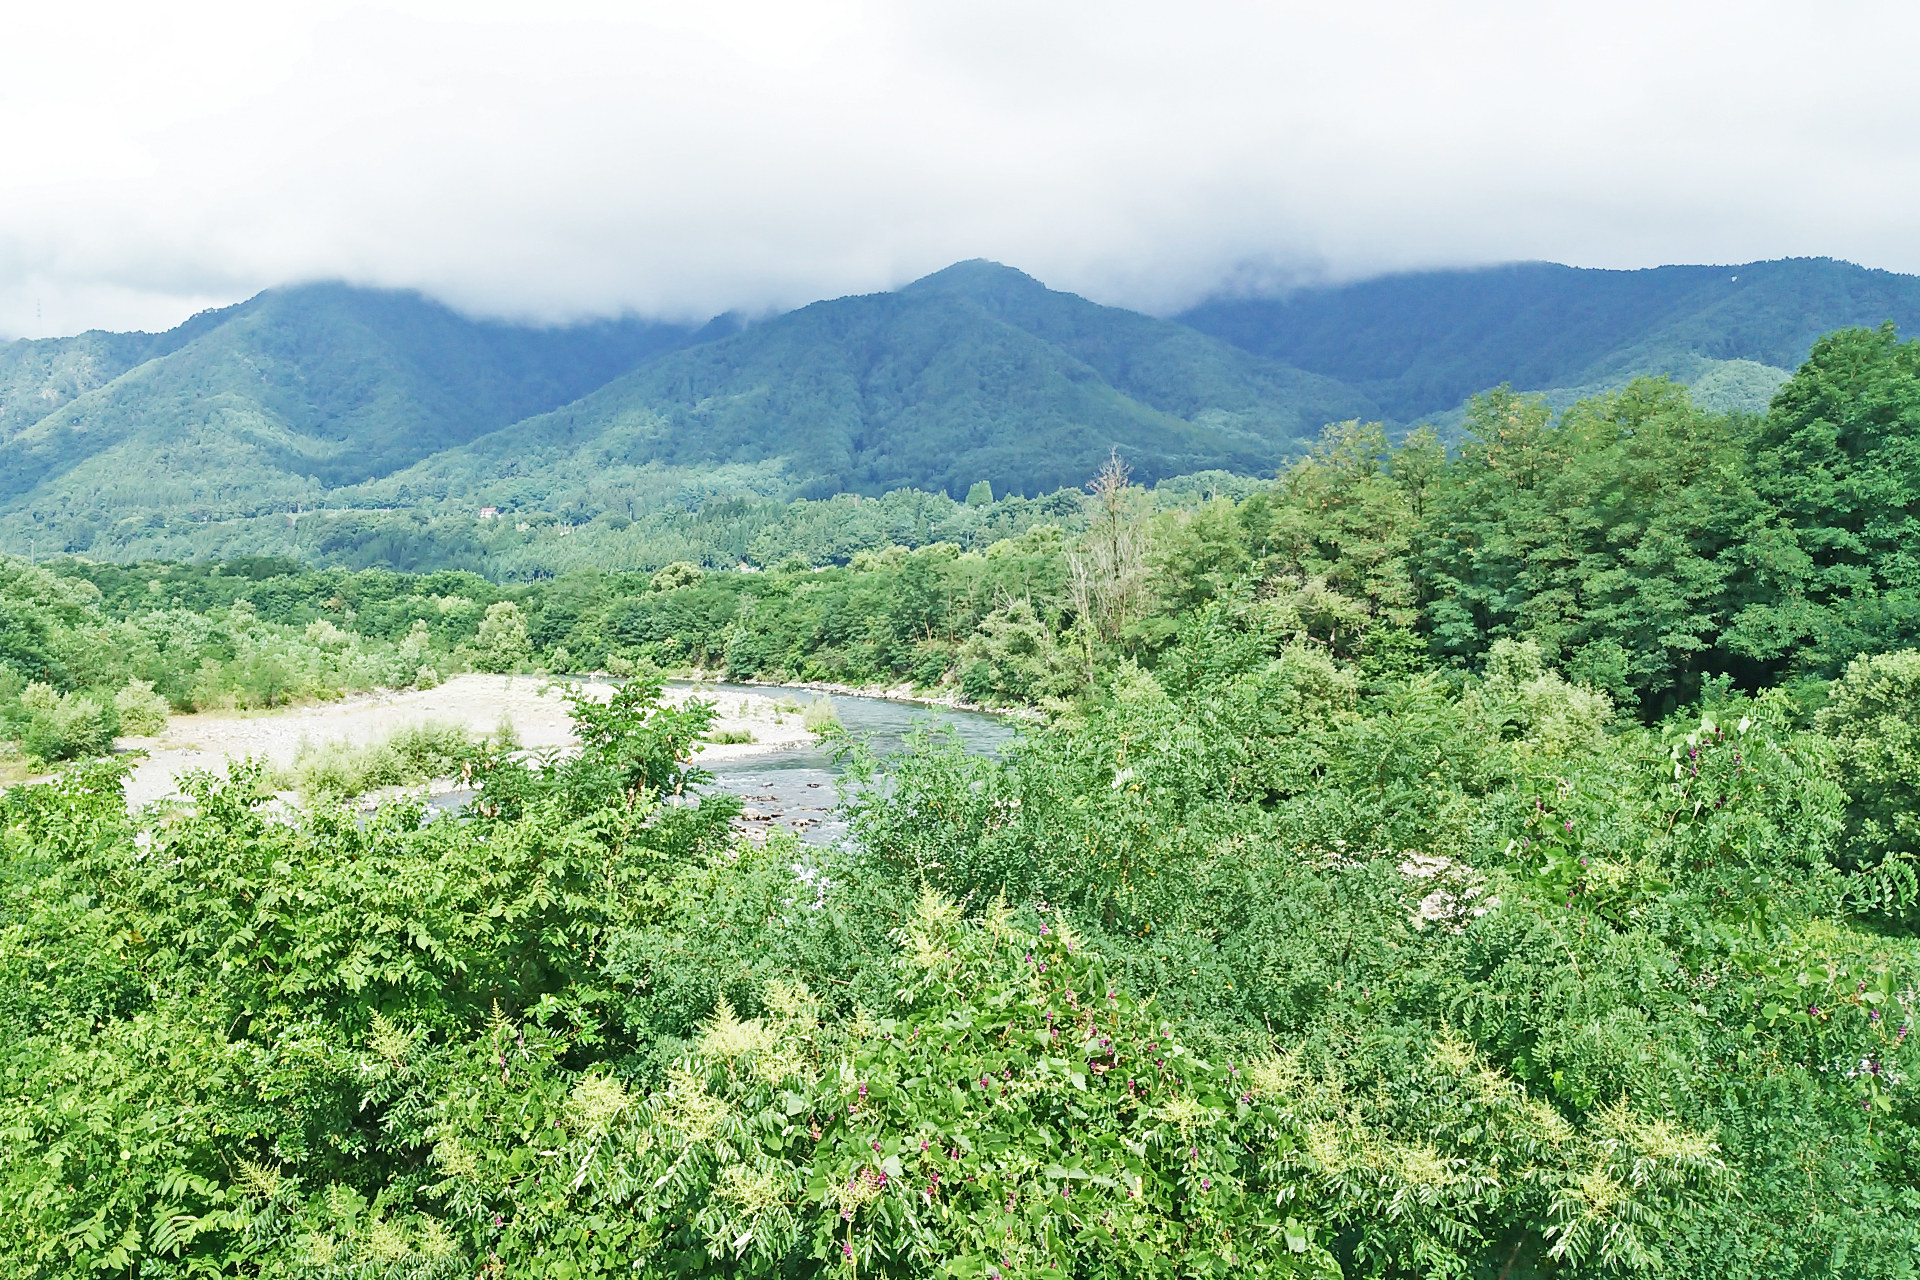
[1,322,1918,1276]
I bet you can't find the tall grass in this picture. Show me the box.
[801,697,841,733]
[285,721,483,802]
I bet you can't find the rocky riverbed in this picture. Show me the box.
[116,674,819,809]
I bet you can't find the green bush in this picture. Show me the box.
[386,619,441,688]
[954,599,1076,705]
[18,682,117,762]
[111,677,170,736]
[1818,648,1920,911]
[467,600,532,673]
[0,667,25,739]
[288,720,479,801]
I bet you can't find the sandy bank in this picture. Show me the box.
[116,675,817,809]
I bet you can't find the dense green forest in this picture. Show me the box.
[6,257,1918,570]
[3,325,1920,1276]
[1180,256,1920,422]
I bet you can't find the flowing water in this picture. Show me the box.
[668,681,1015,845]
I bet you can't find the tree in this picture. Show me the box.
[1419,380,1770,715]
[1737,323,1920,676]
[469,599,532,673]
[1069,452,1150,677]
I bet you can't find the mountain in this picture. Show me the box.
[1179,257,1920,420]
[8,254,1920,568]
[366,261,1373,508]
[0,285,700,548]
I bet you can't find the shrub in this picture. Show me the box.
[288,721,478,801]
[235,650,297,707]
[909,648,950,687]
[1818,649,1920,908]
[955,599,1077,705]
[386,619,440,688]
[111,678,170,736]
[303,618,351,651]
[0,667,25,737]
[19,683,117,762]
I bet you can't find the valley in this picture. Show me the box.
[4,265,1920,1279]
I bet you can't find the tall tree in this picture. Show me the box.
[1732,323,1920,677]
[1419,381,1771,714]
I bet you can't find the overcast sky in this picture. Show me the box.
[3,0,1916,337]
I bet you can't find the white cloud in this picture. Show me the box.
[2,0,1916,336]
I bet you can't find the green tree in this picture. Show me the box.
[469,599,533,673]
[1735,323,1920,676]
[1818,649,1920,915]
[1420,380,1771,714]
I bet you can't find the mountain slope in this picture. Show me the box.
[0,286,700,544]
[0,303,241,441]
[368,261,1373,507]
[1180,257,1920,420]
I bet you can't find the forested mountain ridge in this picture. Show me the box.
[367,259,1373,508]
[1180,255,1920,419]
[0,300,242,439]
[5,256,1920,570]
[901,260,1373,436]
[0,285,701,548]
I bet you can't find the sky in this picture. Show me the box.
[3,0,1917,338]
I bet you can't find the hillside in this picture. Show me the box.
[1180,256,1920,419]
[0,286,699,551]
[365,260,1372,508]
[0,303,240,439]
[9,323,1920,1274]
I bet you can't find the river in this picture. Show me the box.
[666,681,1015,845]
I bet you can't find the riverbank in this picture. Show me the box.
[670,669,1038,719]
[115,675,819,809]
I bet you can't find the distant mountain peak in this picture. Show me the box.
[900,259,1051,302]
